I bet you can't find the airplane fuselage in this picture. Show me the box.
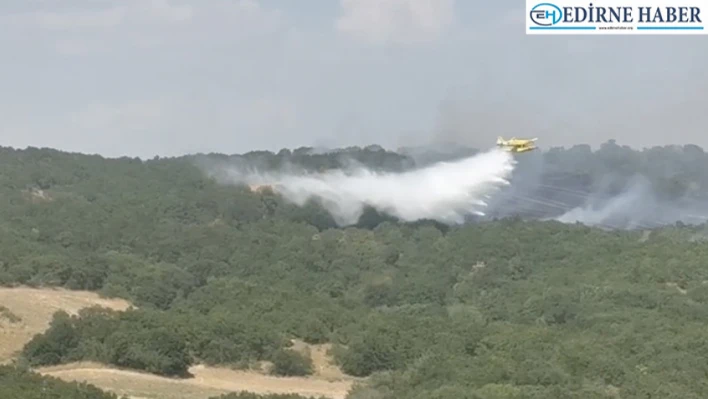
[496,136,538,153]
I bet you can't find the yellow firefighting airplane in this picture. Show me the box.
[496,136,538,153]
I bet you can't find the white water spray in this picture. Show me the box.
[210,148,517,225]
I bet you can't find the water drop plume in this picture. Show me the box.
[210,148,517,225]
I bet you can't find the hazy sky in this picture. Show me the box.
[1,0,706,158]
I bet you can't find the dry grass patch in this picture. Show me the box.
[38,362,354,399]
[0,286,132,363]
[0,287,358,399]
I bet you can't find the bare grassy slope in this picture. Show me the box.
[38,361,353,399]
[0,287,132,363]
[0,287,356,399]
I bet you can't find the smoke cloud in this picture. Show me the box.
[553,176,661,229]
[478,162,708,230]
[553,177,708,230]
[199,142,708,231]
[206,148,516,225]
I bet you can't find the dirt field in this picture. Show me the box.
[0,286,357,399]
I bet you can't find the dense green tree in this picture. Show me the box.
[270,349,314,376]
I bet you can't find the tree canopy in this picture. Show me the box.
[1,143,708,398]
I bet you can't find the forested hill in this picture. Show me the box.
[4,140,708,229]
[2,143,708,398]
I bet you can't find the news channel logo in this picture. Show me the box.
[526,0,706,35]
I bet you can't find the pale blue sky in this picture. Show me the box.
[0,0,705,158]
